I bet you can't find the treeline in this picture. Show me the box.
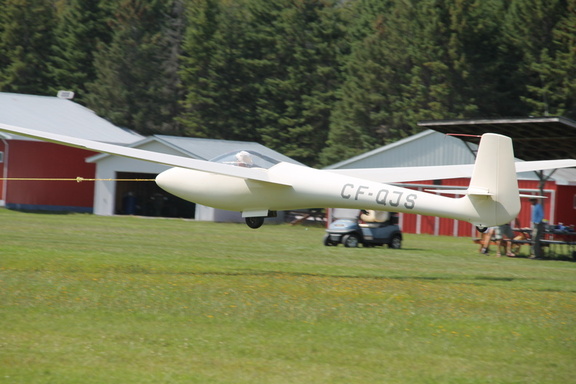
[0,0,574,166]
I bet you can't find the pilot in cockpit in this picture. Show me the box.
[235,151,254,167]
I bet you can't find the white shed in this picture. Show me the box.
[87,135,302,222]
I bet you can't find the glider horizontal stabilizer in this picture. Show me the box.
[425,188,546,199]
[328,159,576,184]
[424,187,492,196]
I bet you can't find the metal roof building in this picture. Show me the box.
[418,116,576,161]
[87,135,303,221]
[0,92,143,144]
[326,130,476,169]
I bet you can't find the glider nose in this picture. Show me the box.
[155,167,180,195]
[155,167,207,203]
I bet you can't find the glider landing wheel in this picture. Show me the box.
[476,226,488,233]
[245,217,265,229]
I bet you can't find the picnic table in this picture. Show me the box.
[542,229,576,258]
[473,227,576,259]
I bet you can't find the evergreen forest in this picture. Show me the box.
[0,0,574,166]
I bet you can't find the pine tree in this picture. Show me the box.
[322,0,446,165]
[502,0,569,116]
[0,0,57,94]
[524,0,576,118]
[320,0,509,166]
[394,0,508,120]
[178,0,262,141]
[319,0,401,165]
[85,0,183,134]
[548,0,576,118]
[463,0,522,117]
[50,0,112,103]
[179,0,346,165]
[251,0,347,165]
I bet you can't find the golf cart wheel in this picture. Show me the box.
[342,234,360,248]
[323,234,337,246]
[388,234,402,249]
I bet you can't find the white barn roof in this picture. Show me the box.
[153,135,303,164]
[326,129,576,185]
[0,92,143,144]
[325,130,476,169]
[88,135,304,165]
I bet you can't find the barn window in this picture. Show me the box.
[0,151,3,163]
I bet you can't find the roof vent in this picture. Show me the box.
[57,90,75,100]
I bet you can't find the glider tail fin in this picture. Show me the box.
[466,133,520,228]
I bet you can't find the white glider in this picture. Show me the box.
[1,122,575,229]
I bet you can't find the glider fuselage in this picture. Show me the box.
[155,162,505,226]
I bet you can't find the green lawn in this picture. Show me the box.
[1,209,574,383]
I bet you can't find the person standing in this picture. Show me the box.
[530,198,544,259]
[480,226,498,254]
[498,222,516,257]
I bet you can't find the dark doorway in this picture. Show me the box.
[114,172,195,218]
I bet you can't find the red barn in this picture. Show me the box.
[0,92,143,212]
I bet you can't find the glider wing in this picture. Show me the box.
[0,123,292,186]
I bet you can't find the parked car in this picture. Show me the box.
[323,211,402,248]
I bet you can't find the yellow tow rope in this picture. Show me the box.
[0,177,156,183]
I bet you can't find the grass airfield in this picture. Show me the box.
[0,208,574,383]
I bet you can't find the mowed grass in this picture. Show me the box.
[0,209,575,384]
